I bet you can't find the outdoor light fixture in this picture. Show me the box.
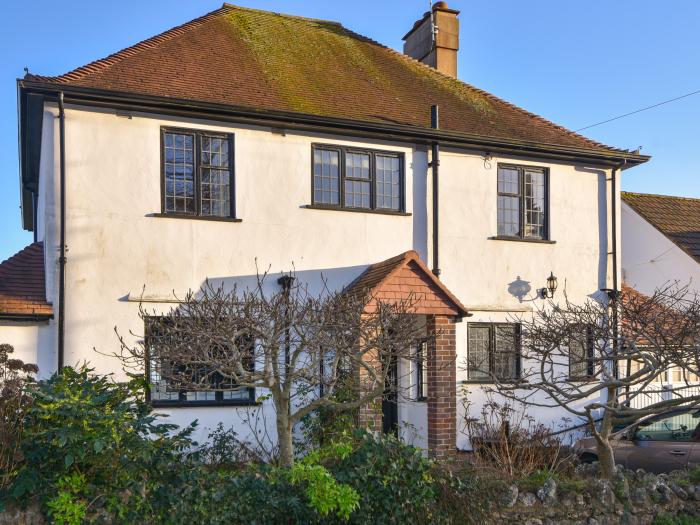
[539,272,558,299]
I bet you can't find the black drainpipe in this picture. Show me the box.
[430,105,440,277]
[609,163,625,382]
[57,92,66,371]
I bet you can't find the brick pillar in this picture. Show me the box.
[426,315,457,458]
[357,344,382,434]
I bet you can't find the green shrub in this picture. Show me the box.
[6,365,197,520]
[150,467,322,525]
[328,431,437,525]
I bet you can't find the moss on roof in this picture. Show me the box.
[27,3,634,156]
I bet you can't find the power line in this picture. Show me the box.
[575,89,700,132]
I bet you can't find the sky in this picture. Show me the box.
[1,0,699,261]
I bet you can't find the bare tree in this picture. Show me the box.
[115,272,424,467]
[473,284,700,479]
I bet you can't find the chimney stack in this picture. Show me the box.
[402,2,460,78]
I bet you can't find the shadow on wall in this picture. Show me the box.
[411,147,429,263]
[507,276,532,303]
[571,166,610,293]
[203,264,372,298]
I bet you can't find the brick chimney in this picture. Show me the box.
[402,2,460,78]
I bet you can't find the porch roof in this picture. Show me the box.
[343,250,468,317]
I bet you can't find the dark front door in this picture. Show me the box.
[382,359,398,436]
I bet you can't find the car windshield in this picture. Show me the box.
[634,410,700,441]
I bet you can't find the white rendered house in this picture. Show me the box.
[0,3,649,455]
[621,192,700,403]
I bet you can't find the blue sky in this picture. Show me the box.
[1,0,699,261]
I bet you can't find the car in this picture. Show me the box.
[573,408,700,473]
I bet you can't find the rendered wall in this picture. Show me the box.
[621,202,700,296]
[30,103,614,448]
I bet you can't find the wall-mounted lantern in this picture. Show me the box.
[539,272,558,299]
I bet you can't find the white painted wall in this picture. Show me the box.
[5,102,617,449]
[0,321,55,380]
[621,201,700,296]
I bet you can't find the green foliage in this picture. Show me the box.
[5,366,526,524]
[46,473,88,525]
[6,365,197,520]
[288,463,359,520]
[328,431,438,524]
[688,467,700,484]
[653,513,700,525]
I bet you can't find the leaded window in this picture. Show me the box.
[497,164,548,239]
[312,145,404,212]
[569,326,595,379]
[145,318,254,406]
[414,340,428,401]
[467,323,521,381]
[162,128,234,218]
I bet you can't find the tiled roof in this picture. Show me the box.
[0,242,52,318]
[344,250,468,316]
[26,4,631,157]
[622,192,700,265]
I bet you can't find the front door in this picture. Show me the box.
[382,359,398,436]
[619,411,700,473]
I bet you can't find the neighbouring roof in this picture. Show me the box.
[0,242,52,318]
[622,192,700,265]
[25,3,637,158]
[344,250,468,317]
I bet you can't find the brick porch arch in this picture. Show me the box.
[344,251,468,458]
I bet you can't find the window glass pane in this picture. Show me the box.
[313,149,340,205]
[635,411,700,442]
[376,155,401,210]
[414,340,428,399]
[494,325,519,380]
[146,319,252,404]
[497,167,520,194]
[200,136,231,217]
[467,326,491,380]
[346,152,370,179]
[164,132,195,214]
[524,169,546,238]
[345,180,371,209]
[569,329,592,378]
[497,196,520,236]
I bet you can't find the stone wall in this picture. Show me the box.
[495,464,700,525]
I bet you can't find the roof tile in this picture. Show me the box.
[622,192,700,265]
[27,4,631,156]
[0,242,53,317]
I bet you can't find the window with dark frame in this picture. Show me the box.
[312,145,404,212]
[162,128,234,218]
[414,339,428,401]
[467,323,521,381]
[569,326,595,380]
[497,164,547,239]
[145,318,255,406]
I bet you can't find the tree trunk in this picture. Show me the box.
[595,409,616,480]
[275,399,295,467]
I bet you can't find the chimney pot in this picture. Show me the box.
[403,3,460,78]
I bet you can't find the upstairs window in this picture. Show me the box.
[497,164,548,239]
[162,128,235,218]
[312,145,404,212]
[466,323,521,381]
